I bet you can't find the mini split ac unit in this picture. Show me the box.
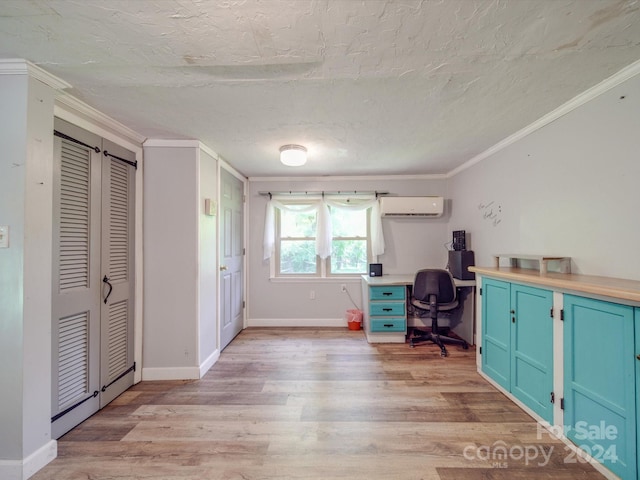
[380,196,444,217]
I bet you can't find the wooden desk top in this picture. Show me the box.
[361,274,476,288]
[470,266,640,304]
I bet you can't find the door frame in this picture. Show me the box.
[217,159,247,352]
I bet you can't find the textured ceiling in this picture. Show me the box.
[1,0,640,177]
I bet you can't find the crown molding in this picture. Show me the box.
[199,142,220,161]
[447,58,640,178]
[0,59,71,90]
[1,58,145,146]
[249,173,447,182]
[56,94,146,145]
[143,139,201,148]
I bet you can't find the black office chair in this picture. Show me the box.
[410,269,468,356]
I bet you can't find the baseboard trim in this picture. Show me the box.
[248,318,346,328]
[199,349,220,378]
[0,440,57,480]
[141,366,201,381]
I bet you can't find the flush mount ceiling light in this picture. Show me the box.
[279,144,307,167]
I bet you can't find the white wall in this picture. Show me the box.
[0,69,28,463]
[198,147,218,367]
[143,141,221,379]
[247,177,449,324]
[0,71,56,477]
[448,71,640,280]
[143,144,199,376]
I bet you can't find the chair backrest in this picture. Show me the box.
[413,269,457,305]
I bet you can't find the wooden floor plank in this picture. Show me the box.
[31,327,605,480]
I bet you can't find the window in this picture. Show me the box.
[275,206,370,277]
[329,207,368,275]
[278,208,318,275]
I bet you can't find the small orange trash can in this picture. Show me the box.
[346,309,363,330]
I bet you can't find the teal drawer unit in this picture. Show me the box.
[564,295,637,480]
[368,285,407,334]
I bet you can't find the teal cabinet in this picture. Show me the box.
[482,278,554,423]
[481,279,511,390]
[636,308,640,480]
[564,295,637,480]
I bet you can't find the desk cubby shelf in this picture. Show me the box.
[493,254,571,274]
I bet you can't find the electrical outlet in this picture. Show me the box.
[341,284,347,293]
[309,290,315,300]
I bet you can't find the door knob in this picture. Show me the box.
[220,265,227,271]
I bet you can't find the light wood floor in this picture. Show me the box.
[33,328,605,479]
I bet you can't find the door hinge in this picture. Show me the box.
[243,247,246,255]
[560,398,565,410]
[560,309,565,321]
[550,392,555,404]
[479,346,482,355]
[242,300,245,309]
[550,307,554,318]
[479,288,482,296]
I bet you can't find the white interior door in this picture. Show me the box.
[220,168,244,350]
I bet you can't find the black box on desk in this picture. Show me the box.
[369,263,382,277]
[449,250,475,280]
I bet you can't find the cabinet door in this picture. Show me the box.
[510,284,553,423]
[564,295,636,480]
[636,308,640,479]
[482,278,511,390]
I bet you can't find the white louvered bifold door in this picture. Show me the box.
[51,120,102,439]
[99,138,135,407]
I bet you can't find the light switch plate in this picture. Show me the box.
[0,225,8,248]
[204,198,217,216]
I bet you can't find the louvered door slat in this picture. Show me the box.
[107,300,128,380]
[56,312,89,409]
[58,140,91,292]
[109,161,129,282]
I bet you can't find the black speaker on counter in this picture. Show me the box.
[448,250,475,280]
[369,263,383,277]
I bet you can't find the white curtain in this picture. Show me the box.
[263,194,385,261]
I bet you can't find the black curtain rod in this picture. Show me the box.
[104,150,138,170]
[54,130,100,153]
[259,190,388,197]
[54,130,137,170]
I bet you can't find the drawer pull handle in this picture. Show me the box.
[382,308,392,312]
[382,292,393,296]
[383,324,394,328]
[637,354,640,361]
